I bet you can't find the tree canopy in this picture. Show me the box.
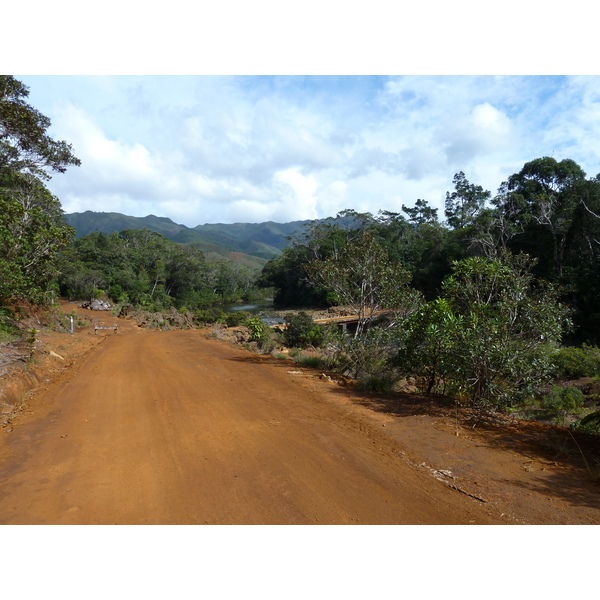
[306,230,422,337]
[261,159,600,344]
[0,76,80,179]
[0,76,80,304]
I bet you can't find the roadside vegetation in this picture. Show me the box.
[257,162,600,435]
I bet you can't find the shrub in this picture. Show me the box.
[283,311,324,348]
[194,308,226,325]
[247,316,273,351]
[552,345,600,379]
[395,254,570,408]
[108,284,124,302]
[571,411,600,435]
[295,354,326,370]
[223,310,251,327]
[325,327,398,384]
[0,308,19,343]
[542,386,585,412]
[358,372,397,393]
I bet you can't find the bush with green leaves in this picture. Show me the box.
[247,316,273,351]
[552,344,600,378]
[0,307,19,342]
[223,310,251,328]
[325,326,398,383]
[394,297,460,394]
[358,372,398,394]
[283,311,324,348]
[395,253,571,407]
[194,308,226,325]
[294,354,327,370]
[571,411,600,434]
[542,386,585,412]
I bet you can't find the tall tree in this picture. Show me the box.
[507,157,586,279]
[468,180,528,259]
[0,76,80,304]
[0,172,75,302]
[259,212,369,307]
[444,171,491,229]
[402,199,438,225]
[0,76,80,178]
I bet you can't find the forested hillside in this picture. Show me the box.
[65,210,311,264]
[55,229,268,310]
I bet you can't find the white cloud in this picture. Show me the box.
[271,168,319,221]
[316,181,349,219]
[442,102,513,166]
[20,75,600,227]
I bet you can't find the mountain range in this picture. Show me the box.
[64,211,312,269]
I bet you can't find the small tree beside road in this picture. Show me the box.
[306,231,422,337]
[395,253,571,407]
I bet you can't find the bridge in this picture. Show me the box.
[313,311,389,332]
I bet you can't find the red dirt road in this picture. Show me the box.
[0,319,503,525]
[2,303,599,525]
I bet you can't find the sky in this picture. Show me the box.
[16,73,600,227]
[6,2,598,228]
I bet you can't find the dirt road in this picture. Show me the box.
[2,302,600,525]
[0,313,506,525]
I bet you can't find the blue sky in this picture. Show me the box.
[8,3,600,227]
[16,74,600,227]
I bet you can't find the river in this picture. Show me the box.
[222,298,285,325]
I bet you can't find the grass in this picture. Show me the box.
[542,434,576,458]
[357,373,398,393]
[0,330,19,344]
[295,355,327,370]
[0,309,19,343]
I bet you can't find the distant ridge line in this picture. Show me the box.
[64,210,315,267]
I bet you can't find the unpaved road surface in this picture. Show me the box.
[1,304,599,524]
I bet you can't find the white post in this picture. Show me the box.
[70,316,74,334]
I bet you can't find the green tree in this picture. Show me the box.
[259,213,363,307]
[0,76,79,304]
[402,199,439,225]
[397,253,571,407]
[283,311,324,348]
[0,76,80,178]
[468,182,528,258]
[306,231,422,337]
[394,298,461,393]
[444,171,491,229]
[506,157,586,279]
[57,228,224,311]
[0,172,75,303]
